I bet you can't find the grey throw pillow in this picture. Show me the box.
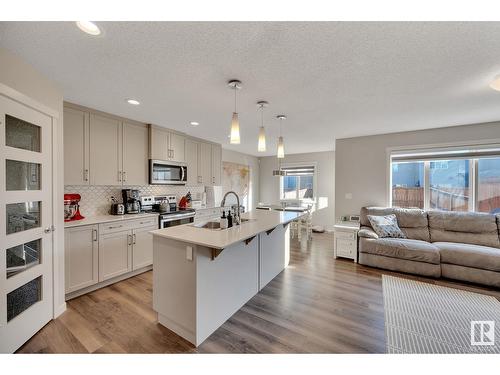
[367,214,406,239]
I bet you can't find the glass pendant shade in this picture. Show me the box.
[230,112,240,144]
[257,126,266,152]
[277,136,285,158]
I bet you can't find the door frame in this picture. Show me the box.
[0,83,65,323]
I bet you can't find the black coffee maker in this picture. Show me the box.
[122,189,141,214]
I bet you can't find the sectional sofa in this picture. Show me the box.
[358,207,500,288]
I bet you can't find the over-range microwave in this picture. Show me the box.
[149,159,187,185]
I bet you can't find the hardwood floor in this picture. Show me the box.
[17,233,500,353]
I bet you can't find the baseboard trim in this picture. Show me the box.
[54,302,67,318]
[65,265,153,301]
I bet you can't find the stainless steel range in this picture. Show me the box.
[140,195,196,229]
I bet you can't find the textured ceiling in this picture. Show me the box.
[2,22,500,156]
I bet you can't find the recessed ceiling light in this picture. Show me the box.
[190,121,200,126]
[490,75,500,91]
[76,21,101,36]
[126,99,140,105]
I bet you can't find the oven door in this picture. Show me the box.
[160,213,195,228]
[149,160,187,185]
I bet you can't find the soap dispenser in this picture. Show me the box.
[227,210,233,228]
[220,210,228,229]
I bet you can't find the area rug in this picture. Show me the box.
[382,275,500,353]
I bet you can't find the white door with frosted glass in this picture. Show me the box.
[0,94,53,353]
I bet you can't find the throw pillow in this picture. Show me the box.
[367,214,406,239]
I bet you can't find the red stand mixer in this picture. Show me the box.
[64,193,85,222]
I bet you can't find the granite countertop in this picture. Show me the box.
[64,212,159,228]
[151,209,305,249]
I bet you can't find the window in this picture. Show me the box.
[280,165,315,200]
[429,160,470,211]
[392,161,424,208]
[477,157,500,214]
[390,148,500,213]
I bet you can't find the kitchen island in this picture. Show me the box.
[150,209,305,346]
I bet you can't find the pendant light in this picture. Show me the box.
[228,80,242,144]
[276,115,286,158]
[272,115,287,176]
[257,101,268,152]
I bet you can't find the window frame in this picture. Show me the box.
[279,162,317,203]
[389,145,500,213]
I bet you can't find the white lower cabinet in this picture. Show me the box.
[132,225,156,270]
[98,229,132,282]
[65,218,156,297]
[65,224,99,293]
[333,224,359,263]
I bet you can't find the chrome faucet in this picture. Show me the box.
[221,191,241,225]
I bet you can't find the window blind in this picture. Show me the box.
[281,165,315,176]
[391,146,500,162]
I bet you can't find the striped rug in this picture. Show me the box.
[382,275,500,353]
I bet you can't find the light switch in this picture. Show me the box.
[186,246,193,261]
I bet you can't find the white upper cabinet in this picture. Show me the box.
[122,121,148,186]
[185,138,200,186]
[185,140,222,187]
[64,107,89,185]
[149,125,185,162]
[149,126,169,161]
[211,144,222,185]
[198,141,212,186]
[63,104,221,187]
[89,113,122,186]
[169,132,185,162]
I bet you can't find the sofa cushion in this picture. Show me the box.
[434,242,500,272]
[428,211,500,248]
[360,207,430,242]
[359,237,440,264]
[358,226,379,239]
[367,214,406,238]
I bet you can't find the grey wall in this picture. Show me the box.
[335,121,500,219]
[259,151,335,231]
[221,149,260,211]
[0,47,65,317]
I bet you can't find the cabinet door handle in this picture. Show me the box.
[123,171,127,182]
[84,169,89,182]
[108,224,123,229]
[128,234,132,246]
[172,149,174,159]
[118,171,122,182]
[93,229,98,241]
[133,233,136,245]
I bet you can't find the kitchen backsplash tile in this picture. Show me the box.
[65,185,205,216]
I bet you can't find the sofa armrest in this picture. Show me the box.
[358,226,379,239]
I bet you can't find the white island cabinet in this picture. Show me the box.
[151,209,304,347]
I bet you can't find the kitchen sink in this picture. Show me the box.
[194,221,221,229]
[192,218,254,230]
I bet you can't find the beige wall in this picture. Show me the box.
[221,149,260,211]
[335,121,500,219]
[0,47,65,317]
[259,151,335,231]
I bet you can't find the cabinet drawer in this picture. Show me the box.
[336,239,355,253]
[335,231,355,240]
[99,222,130,235]
[337,248,354,258]
[128,216,158,229]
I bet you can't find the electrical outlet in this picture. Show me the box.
[186,246,193,261]
[345,193,353,200]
